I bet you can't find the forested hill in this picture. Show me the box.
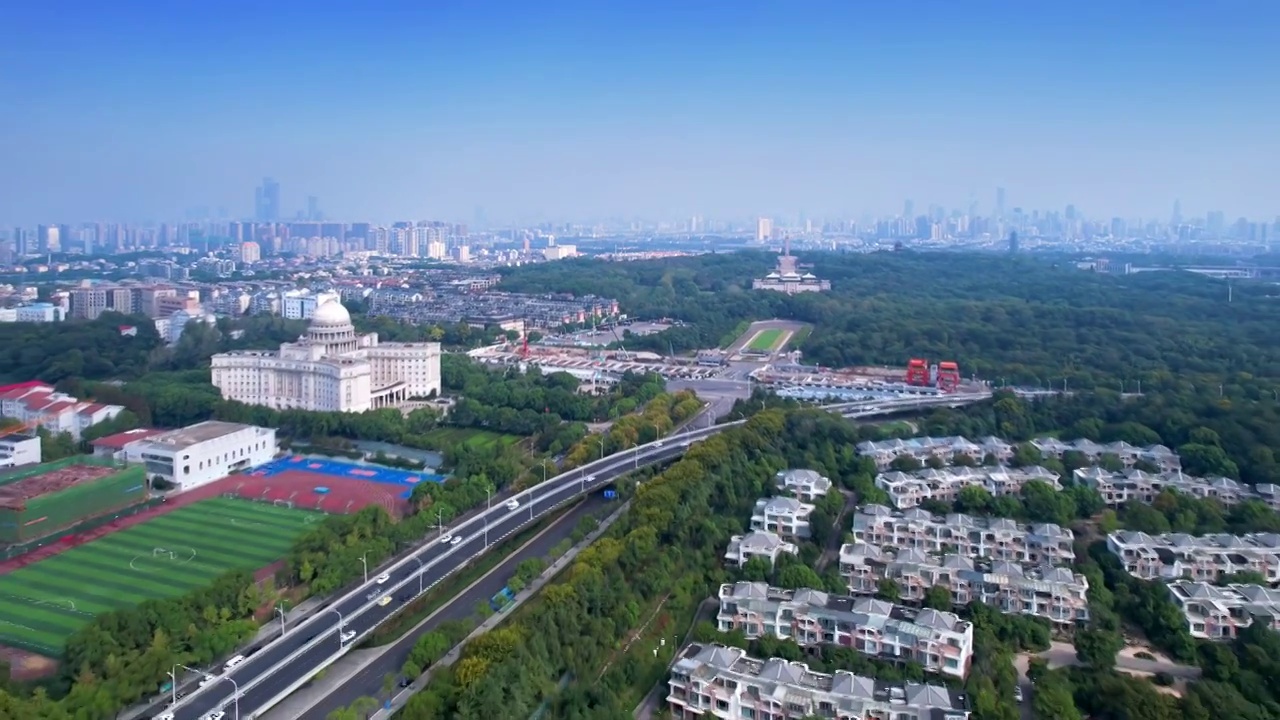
[498,251,1280,390]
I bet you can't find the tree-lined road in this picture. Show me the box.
[160,392,988,720]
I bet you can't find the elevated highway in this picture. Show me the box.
[161,391,989,720]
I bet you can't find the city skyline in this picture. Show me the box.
[1,1,1276,224]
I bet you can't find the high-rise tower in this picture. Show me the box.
[255,178,281,222]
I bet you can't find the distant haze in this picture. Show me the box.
[0,1,1276,224]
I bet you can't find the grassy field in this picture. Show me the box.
[0,497,322,657]
[746,328,786,352]
[420,427,522,450]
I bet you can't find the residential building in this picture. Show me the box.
[750,497,816,540]
[838,542,1090,626]
[211,299,441,412]
[666,643,969,720]
[281,289,341,320]
[855,436,1012,470]
[724,531,798,569]
[121,421,277,492]
[1075,467,1254,507]
[1106,530,1280,583]
[775,468,832,502]
[875,466,1060,509]
[851,505,1075,565]
[717,582,974,678]
[1168,582,1280,640]
[0,434,40,468]
[0,303,64,323]
[0,382,123,440]
[1032,437,1180,471]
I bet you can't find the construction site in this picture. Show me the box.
[0,457,148,545]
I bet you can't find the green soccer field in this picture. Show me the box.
[746,328,786,352]
[0,496,323,657]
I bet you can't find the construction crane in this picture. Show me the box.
[609,324,631,361]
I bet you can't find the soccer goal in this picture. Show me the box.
[152,547,177,561]
[273,499,294,509]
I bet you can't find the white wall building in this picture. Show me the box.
[775,468,832,501]
[211,300,442,412]
[123,421,277,491]
[724,531,798,569]
[281,290,341,320]
[750,496,816,540]
[0,434,40,468]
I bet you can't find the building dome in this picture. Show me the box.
[311,300,351,328]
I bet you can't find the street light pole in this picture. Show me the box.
[484,487,491,547]
[168,663,204,708]
[412,555,424,594]
[220,676,240,720]
[275,604,287,636]
[359,553,368,584]
[598,436,606,461]
[330,607,344,631]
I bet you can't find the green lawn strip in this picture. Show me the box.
[198,497,323,526]
[14,546,198,596]
[747,328,783,351]
[0,575,123,615]
[0,571,124,609]
[24,550,206,598]
[130,514,298,559]
[126,515,297,560]
[79,541,243,587]
[163,507,308,543]
[0,595,86,635]
[69,534,239,583]
[0,623,65,656]
[2,565,157,607]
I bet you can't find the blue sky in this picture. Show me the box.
[1,0,1276,225]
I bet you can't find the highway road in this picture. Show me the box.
[155,392,987,720]
[296,494,611,720]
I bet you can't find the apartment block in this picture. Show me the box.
[1106,530,1280,583]
[1075,467,1257,507]
[750,497,816,540]
[875,465,1060,509]
[724,531,798,569]
[1033,438,1180,471]
[838,542,1090,626]
[1168,582,1280,640]
[776,468,833,502]
[851,505,1075,566]
[855,436,1012,470]
[717,582,974,678]
[666,643,969,720]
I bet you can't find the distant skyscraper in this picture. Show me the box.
[903,200,914,219]
[996,187,1006,218]
[255,178,280,222]
[1008,231,1019,253]
[755,217,773,242]
[306,195,321,221]
[1172,200,1182,225]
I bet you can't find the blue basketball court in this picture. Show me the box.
[248,456,448,499]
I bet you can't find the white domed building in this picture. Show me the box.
[211,299,441,412]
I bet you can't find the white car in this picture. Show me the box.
[439,533,453,544]
[198,674,214,688]
[158,714,174,720]
[505,499,520,511]
[341,630,357,643]
[586,474,595,483]
[450,535,463,546]
[654,441,664,448]
[375,572,390,584]
[206,712,225,720]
